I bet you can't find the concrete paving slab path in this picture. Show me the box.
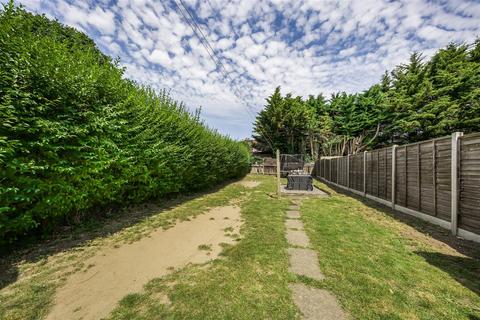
[286,229,310,247]
[284,199,347,319]
[287,247,325,280]
[289,283,346,320]
[285,219,304,230]
[286,210,301,219]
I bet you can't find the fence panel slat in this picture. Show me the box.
[459,133,480,235]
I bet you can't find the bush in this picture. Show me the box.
[0,4,251,244]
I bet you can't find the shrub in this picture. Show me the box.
[0,4,251,244]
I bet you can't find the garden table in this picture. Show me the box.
[286,174,313,191]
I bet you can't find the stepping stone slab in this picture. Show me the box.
[286,210,301,219]
[287,248,324,280]
[286,229,310,247]
[289,283,346,320]
[289,205,300,210]
[285,219,304,230]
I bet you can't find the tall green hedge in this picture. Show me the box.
[0,4,251,244]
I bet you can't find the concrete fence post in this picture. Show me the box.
[451,132,463,236]
[391,145,397,210]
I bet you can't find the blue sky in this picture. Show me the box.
[5,0,480,139]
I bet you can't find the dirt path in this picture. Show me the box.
[285,198,346,320]
[46,205,242,320]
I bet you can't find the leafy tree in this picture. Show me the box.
[253,86,285,153]
[254,39,480,157]
[253,87,321,156]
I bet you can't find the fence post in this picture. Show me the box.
[417,143,421,211]
[276,149,281,198]
[433,140,437,216]
[363,151,367,196]
[451,132,463,236]
[391,145,397,210]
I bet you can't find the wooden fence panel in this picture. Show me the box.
[350,154,363,192]
[327,159,330,180]
[459,133,480,234]
[385,148,392,201]
[323,159,328,179]
[358,154,365,192]
[372,150,379,197]
[395,147,407,207]
[316,133,479,242]
[339,157,344,186]
[419,141,435,216]
[332,158,336,183]
[320,159,324,178]
[326,159,329,180]
[342,157,348,187]
[435,137,452,222]
[365,152,372,195]
[406,144,420,210]
[348,156,354,189]
[377,149,391,200]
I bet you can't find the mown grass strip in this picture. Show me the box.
[301,181,480,320]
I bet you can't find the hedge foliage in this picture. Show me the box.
[0,4,251,244]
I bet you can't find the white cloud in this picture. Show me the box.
[338,45,357,58]
[8,0,480,139]
[88,6,116,34]
[417,25,453,42]
[244,44,264,59]
[148,49,171,66]
[216,38,233,50]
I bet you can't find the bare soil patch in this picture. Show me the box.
[239,180,261,188]
[46,205,242,320]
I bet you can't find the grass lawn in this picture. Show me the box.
[108,175,297,319]
[0,175,298,320]
[301,180,480,320]
[1,175,479,319]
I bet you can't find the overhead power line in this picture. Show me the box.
[168,0,276,151]
[174,0,255,110]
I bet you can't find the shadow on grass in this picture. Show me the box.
[0,178,242,291]
[416,251,480,298]
[313,178,480,262]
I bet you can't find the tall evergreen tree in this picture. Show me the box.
[254,40,480,156]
